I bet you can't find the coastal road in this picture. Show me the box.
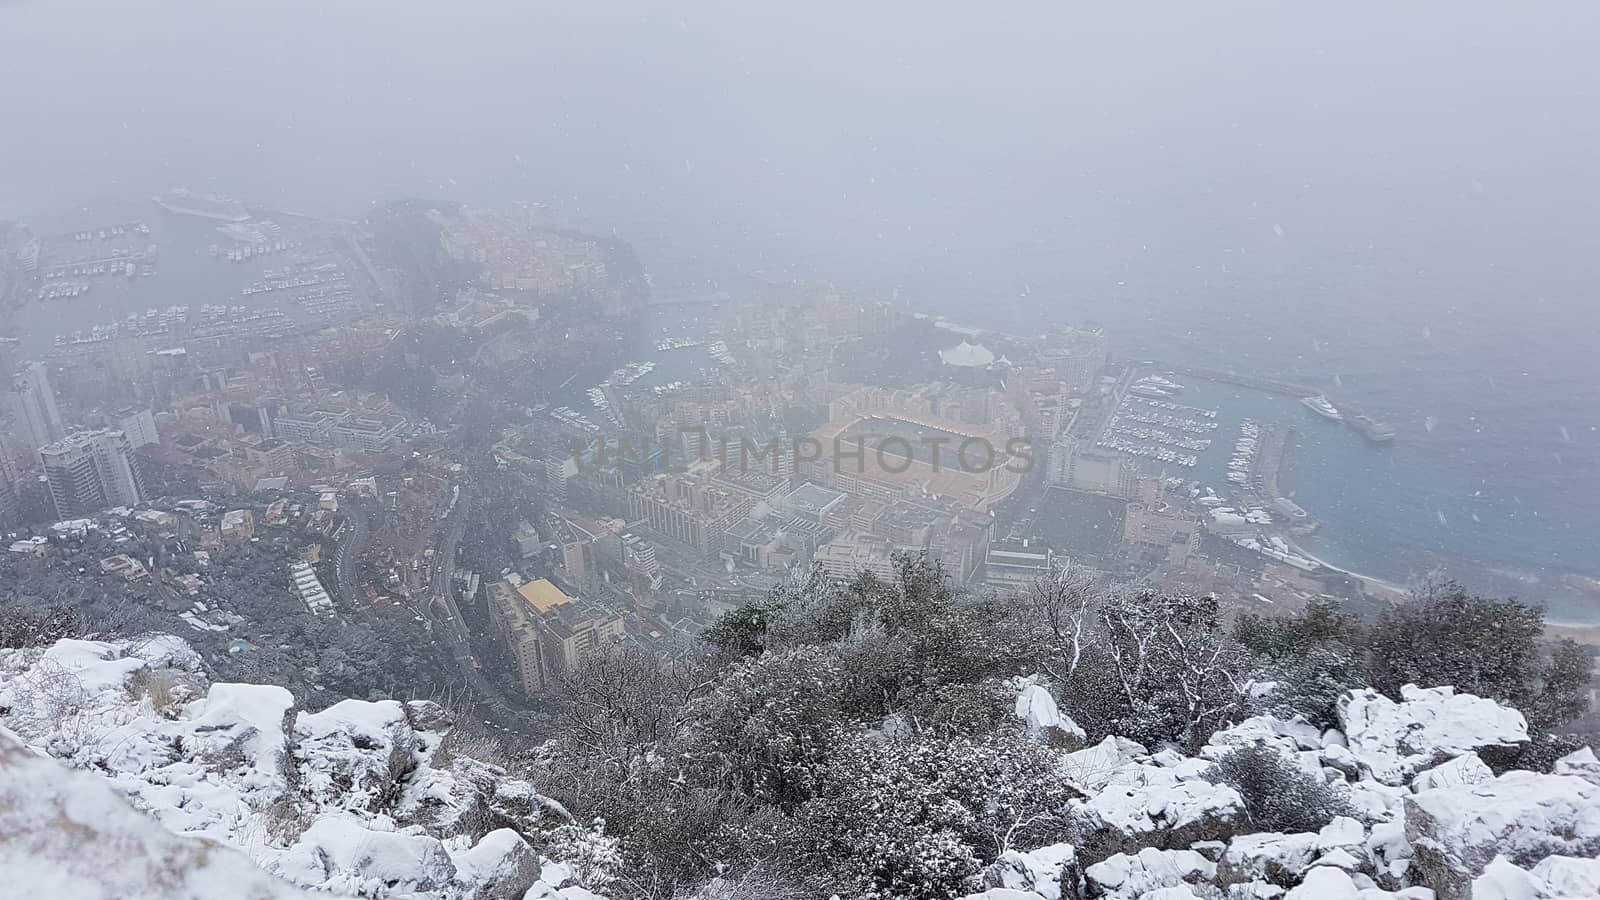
[422,481,534,730]
[332,506,369,607]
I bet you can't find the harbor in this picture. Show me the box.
[1156,362,1396,444]
[24,218,160,303]
[4,193,378,357]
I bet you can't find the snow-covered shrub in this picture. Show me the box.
[542,818,622,892]
[792,729,1077,900]
[1204,742,1353,834]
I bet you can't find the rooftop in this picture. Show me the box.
[516,577,573,614]
[783,481,848,515]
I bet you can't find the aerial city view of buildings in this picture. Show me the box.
[1,190,1594,718]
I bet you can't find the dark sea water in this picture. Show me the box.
[2,1,1597,617]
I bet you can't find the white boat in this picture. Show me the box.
[1300,395,1343,421]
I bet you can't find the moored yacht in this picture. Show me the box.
[1300,395,1342,421]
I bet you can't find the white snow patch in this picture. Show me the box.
[1338,686,1527,786]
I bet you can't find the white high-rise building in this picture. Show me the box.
[622,532,663,589]
[10,362,65,450]
[39,429,143,518]
[115,407,160,449]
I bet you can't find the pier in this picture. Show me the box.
[1141,361,1397,444]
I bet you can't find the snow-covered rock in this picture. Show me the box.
[1528,855,1600,899]
[181,682,294,787]
[1318,816,1366,851]
[1014,680,1087,744]
[1405,770,1600,900]
[1408,754,1492,793]
[0,728,317,900]
[1366,819,1412,870]
[1203,715,1326,760]
[450,829,541,900]
[1218,832,1321,887]
[1321,743,1363,781]
[1550,746,1600,786]
[1070,762,1246,853]
[1469,857,1541,900]
[1059,735,1149,793]
[294,699,419,812]
[0,635,580,900]
[1085,846,1215,897]
[981,842,1078,900]
[1338,686,1527,787]
[1314,848,1365,873]
[1347,779,1411,825]
[274,815,458,895]
[1286,866,1358,899]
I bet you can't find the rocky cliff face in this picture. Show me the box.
[977,679,1599,900]
[0,637,605,900]
[2,635,1597,900]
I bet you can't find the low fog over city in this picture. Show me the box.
[1,3,1597,899]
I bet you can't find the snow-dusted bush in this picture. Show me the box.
[792,729,1078,900]
[1204,743,1353,834]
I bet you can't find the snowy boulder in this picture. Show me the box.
[524,863,609,900]
[1408,754,1492,794]
[1551,746,1600,786]
[1468,857,1541,900]
[451,828,541,900]
[1337,686,1527,786]
[1285,866,1359,899]
[1059,735,1151,793]
[1528,855,1600,898]
[1014,681,1087,745]
[1320,743,1363,780]
[32,638,150,694]
[1312,848,1364,872]
[0,639,150,746]
[1404,770,1600,900]
[1084,847,1215,897]
[178,682,294,789]
[1218,832,1322,887]
[1365,820,1416,890]
[125,633,207,673]
[980,842,1078,900]
[0,729,317,900]
[1318,816,1366,851]
[1203,715,1325,760]
[273,814,457,895]
[526,883,607,900]
[1347,779,1410,825]
[1285,867,1430,899]
[294,699,419,811]
[1070,763,1245,854]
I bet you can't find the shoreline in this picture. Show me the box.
[1284,536,1409,601]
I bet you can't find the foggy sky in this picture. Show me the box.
[3,1,1599,323]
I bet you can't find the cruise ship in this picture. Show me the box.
[1300,395,1342,421]
[155,188,251,223]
